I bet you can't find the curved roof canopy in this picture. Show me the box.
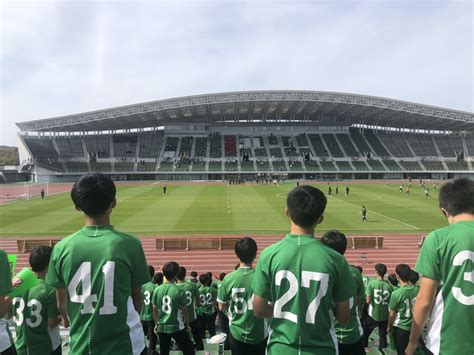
[16,90,474,132]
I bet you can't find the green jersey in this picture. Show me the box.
[362,275,371,290]
[152,283,187,333]
[252,234,353,355]
[176,281,200,323]
[46,225,150,355]
[366,279,393,321]
[217,267,267,344]
[388,285,419,331]
[415,221,474,355]
[199,286,217,315]
[335,266,364,344]
[0,250,13,353]
[12,279,61,355]
[140,282,155,321]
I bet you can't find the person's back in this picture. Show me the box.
[366,278,393,321]
[252,186,352,355]
[199,284,217,316]
[153,282,186,333]
[406,178,474,355]
[13,246,61,355]
[46,173,150,355]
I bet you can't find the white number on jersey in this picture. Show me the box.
[199,293,213,306]
[68,261,117,315]
[451,250,474,306]
[273,270,329,324]
[162,295,172,314]
[143,291,151,306]
[12,298,43,327]
[403,297,416,318]
[374,289,390,305]
[231,288,254,315]
[185,291,193,306]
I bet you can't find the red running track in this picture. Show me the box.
[0,234,422,276]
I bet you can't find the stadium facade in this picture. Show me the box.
[15,90,474,182]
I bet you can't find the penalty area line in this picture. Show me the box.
[330,196,419,230]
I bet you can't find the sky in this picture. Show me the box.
[0,0,472,146]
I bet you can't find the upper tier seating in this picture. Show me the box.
[364,131,389,157]
[336,134,360,157]
[56,137,84,157]
[254,148,267,157]
[296,134,309,146]
[139,132,164,158]
[180,137,194,158]
[421,161,445,171]
[349,130,373,156]
[322,134,344,157]
[209,134,222,158]
[269,148,283,158]
[85,136,110,158]
[268,135,278,145]
[382,160,401,171]
[194,137,208,158]
[378,134,412,157]
[308,134,329,157]
[281,136,292,147]
[465,136,474,157]
[405,135,437,156]
[164,137,179,152]
[351,160,370,171]
[433,136,464,157]
[446,161,469,171]
[284,147,299,157]
[224,136,237,157]
[24,137,58,159]
[113,135,137,158]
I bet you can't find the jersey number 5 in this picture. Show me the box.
[68,261,117,315]
[274,270,329,324]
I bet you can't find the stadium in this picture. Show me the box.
[2,90,474,355]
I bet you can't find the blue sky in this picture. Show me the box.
[1,0,472,146]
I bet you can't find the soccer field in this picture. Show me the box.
[0,182,446,237]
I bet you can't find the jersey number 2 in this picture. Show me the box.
[68,261,117,315]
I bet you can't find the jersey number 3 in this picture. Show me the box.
[68,261,117,315]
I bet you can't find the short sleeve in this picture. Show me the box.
[353,271,365,305]
[131,240,151,288]
[46,287,61,319]
[388,290,399,311]
[217,279,228,304]
[251,250,271,300]
[151,286,160,306]
[192,283,199,300]
[46,245,66,289]
[365,280,373,297]
[179,289,187,308]
[333,258,354,302]
[0,250,12,295]
[211,288,217,302]
[415,232,440,281]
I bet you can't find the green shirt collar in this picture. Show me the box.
[81,225,114,237]
[284,233,318,246]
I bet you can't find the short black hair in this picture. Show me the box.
[321,230,347,255]
[190,271,198,278]
[439,178,474,216]
[153,272,164,285]
[375,263,387,277]
[395,264,412,282]
[388,273,399,287]
[219,272,226,281]
[234,237,258,264]
[148,265,155,278]
[177,266,187,281]
[286,186,327,228]
[199,273,210,286]
[354,265,363,273]
[162,261,180,281]
[71,173,116,217]
[29,246,53,272]
[409,270,420,285]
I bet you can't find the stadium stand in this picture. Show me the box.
[138,131,164,158]
[224,135,237,157]
[378,133,412,157]
[113,134,137,158]
[322,134,344,157]
[404,134,437,156]
[304,160,320,171]
[179,136,193,158]
[351,160,370,171]
[366,160,385,171]
[336,134,360,157]
[398,160,423,171]
[308,134,329,157]
[382,160,402,171]
[85,135,111,158]
[349,130,373,156]
[335,161,352,171]
[433,135,464,157]
[364,131,390,157]
[420,160,445,171]
[209,134,222,158]
[194,137,208,158]
[319,160,337,171]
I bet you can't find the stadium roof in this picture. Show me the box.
[16,90,474,132]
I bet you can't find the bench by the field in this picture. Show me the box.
[346,236,384,249]
[156,237,240,251]
[17,239,60,253]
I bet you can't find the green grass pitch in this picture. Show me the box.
[0,182,446,237]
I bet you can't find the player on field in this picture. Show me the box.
[198,274,217,338]
[176,266,204,351]
[0,249,15,355]
[163,186,167,195]
[141,265,157,354]
[346,186,350,196]
[217,237,268,355]
[363,263,393,352]
[41,188,45,199]
[321,230,365,355]
[252,185,352,354]
[336,186,339,195]
[328,185,332,196]
[361,206,367,223]
[387,264,419,355]
[13,246,62,355]
[399,185,403,193]
[424,189,429,199]
[406,178,474,355]
[46,173,150,355]
[152,262,194,355]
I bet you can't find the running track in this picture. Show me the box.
[0,234,422,276]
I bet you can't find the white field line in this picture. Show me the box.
[330,196,419,230]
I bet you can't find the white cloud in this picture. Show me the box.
[0,0,472,146]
